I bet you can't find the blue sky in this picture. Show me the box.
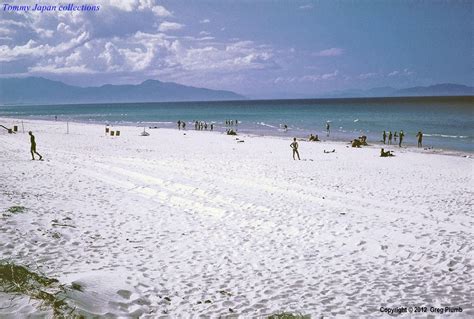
[0,0,472,98]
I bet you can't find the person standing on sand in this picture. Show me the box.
[388,131,393,144]
[177,120,181,130]
[290,138,300,160]
[416,131,423,147]
[29,131,43,160]
[326,122,330,136]
[394,131,398,143]
[399,130,404,147]
[382,131,387,144]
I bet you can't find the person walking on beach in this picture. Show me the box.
[326,122,330,136]
[399,130,404,147]
[182,122,186,130]
[29,131,43,161]
[382,131,387,144]
[177,120,181,130]
[290,138,300,160]
[394,131,398,143]
[416,131,423,147]
[388,131,393,144]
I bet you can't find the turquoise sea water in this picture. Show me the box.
[1,96,472,152]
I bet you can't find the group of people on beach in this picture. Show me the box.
[382,130,405,147]
[382,130,423,147]
[193,121,214,131]
[176,120,186,130]
[225,119,238,126]
[22,119,425,163]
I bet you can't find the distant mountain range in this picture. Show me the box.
[320,83,474,98]
[0,77,472,105]
[0,77,245,105]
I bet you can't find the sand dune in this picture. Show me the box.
[0,118,472,317]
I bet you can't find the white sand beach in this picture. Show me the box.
[0,118,472,318]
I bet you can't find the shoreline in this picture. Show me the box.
[1,116,472,158]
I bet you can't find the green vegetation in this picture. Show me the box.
[0,262,83,318]
[3,205,27,216]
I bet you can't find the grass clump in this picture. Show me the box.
[0,262,82,318]
[7,206,27,214]
[268,312,311,319]
[3,206,27,217]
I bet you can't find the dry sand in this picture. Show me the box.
[0,118,472,317]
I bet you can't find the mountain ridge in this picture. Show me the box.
[320,83,473,98]
[0,77,245,105]
[0,77,472,105]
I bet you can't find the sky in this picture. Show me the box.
[0,0,472,98]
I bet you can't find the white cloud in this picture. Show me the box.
[158,21,184,32]
[274,70,340,83]
[321,70,339,79]
[299,4,314,10]
[358,72,377,79]
[0,31,89,62]
[0,28,13,36]
[388,68,414,77]
[29,64,95,74]
[151,5,172,17]
[0,1,278,90]
[316,47,344,57]
[199,19,211,24]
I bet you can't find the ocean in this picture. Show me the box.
[1,96,472,152]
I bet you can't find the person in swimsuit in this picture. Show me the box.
[399,130,404,147]
[29,131,43,160]
[416,131,423,147]
[290,138,300,160]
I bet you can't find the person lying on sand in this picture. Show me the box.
[380,148,394,157]
[351,139,362,148]
[227,129,237,135]
[29,131,43,160]
[324,149,336,153]
[290,137,300,160]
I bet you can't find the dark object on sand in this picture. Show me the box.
[0,125,15,134]
[140,127,150,136]
[324,149,335,153]
[351,139,362,148]
[380,148,394,157]
[116,131,121,136]
[227,129,237,135]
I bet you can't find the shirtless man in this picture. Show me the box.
[29,131,43,160]
[290,138,300,160]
